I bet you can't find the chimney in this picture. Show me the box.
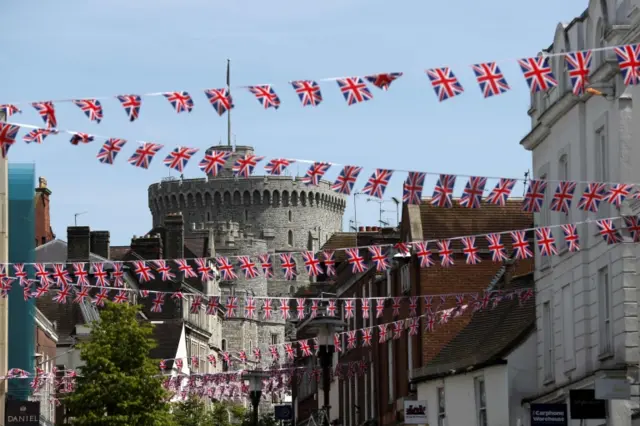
[35,176,54,247]
[358,226,365,232]
[90,231,110,259]
[164,213,184,259]
[67,226,91,261]
[130,234,163,260]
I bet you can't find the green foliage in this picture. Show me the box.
[66,303,173,426]
[241,411,279,426]
[171,398,246,426]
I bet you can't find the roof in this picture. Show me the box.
[110,245,130,261]
[412,272,535,382]
[321,232,356,262]
[149,321,184,370]
[35,239,109,263]
[417,198,533,250]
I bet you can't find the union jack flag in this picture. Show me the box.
[199,150,231,176]
[561,224,580,251]
[206,296,219,315]
[299,340,313,357]
[426,67,464,101]
[73,263,90,286]
[605,183,633,208]
[244,296,256,319]
[296,298,306,320]
[362,169,393,199]
[163,146,198,173]
[93,289,110,307]
[69,133,94,145]
[216,257,237,281]
[195,258,213,282]
[393,321,404,339]
[459,176,487,208]
[336,77,373,106]
[522,180,547,213]
[0,123,19,159]
[53,284,71,304]
[258,254,274,278]
[368,245,389,272]
[431,174,456,208]
[301,162,330,186]
[577,182,606,213]
[113,291,128,304]
[361,298,370,319]
[391,297,401,317]
[190,296,202,314]
[269,345,280,361]
[624,216,640,242]
[33,264,50,286]
[247,85,281,109]
[510,230,533,259]
[153,260,175,281]
[517,56,557,93]
[402,171,426,205]
[414,241,434,268]
[225,297,238,318]
[52,264,71,286]
[614,44,640,85]
[461,237,480,264]
[128,142,164,169]
[264,158,295,176]
[437,240,454,267]
[322,251,336,276]
[550,181,576,214]
[344,299,355,320]
[374,299,384,318]
[365,72,403,91]
[346,330,357,350]
[97,138,127,165]
[279,253,297,280]
[291,80,323,106]
[262,298,273,320]
[471,62,510,97]
[486,178,516,206]
[204,88,233,116]
[486,233,508,262]
[331,165,362,195]
[232,154,264,177]
[72,99,103,123]
[0,104,21,117]
[116,95,142,121]
[284,343,296,360]
[302,251,323,276]
[361,328,372,346]
[237,256,259,279]
[345,248,366,273]
[596,219,623,244]
[565,51,592,96]
[132,261,154,282]
[23,128,57,144]
[32,101,57,128]
[378,325,388,343]
[535,227,557,257]
[163,91,194,113]
[92,263,109,286]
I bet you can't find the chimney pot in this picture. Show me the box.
[358,226,365,232]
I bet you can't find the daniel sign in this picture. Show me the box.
[5,400,40,426]
[404,400,428,425]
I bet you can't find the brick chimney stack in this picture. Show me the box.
[67,226,91,261]
[164,213,184,260]
[90,231,110,259]
[130,234,163,260]
[35,176,55,247]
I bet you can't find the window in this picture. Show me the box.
[562,284,575,363]
[288,230,293,246]
[543,301,554,380]
[475,377,487,426]
[206,211,211,221]
[598,267,612,354]
[400,263,410,293]
[221,339,228,372]
[386,269,392,297]
[595,127,608,182]
[271,333,279,345]
[437,387,446,426]
[244,209,249,221]
[387,340,394,403]
[288,210,292,222]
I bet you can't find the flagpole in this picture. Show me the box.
[227,59,231,148]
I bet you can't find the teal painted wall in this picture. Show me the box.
[8,163,36,400]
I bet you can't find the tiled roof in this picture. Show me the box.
[419,198,533,250]
[109,246,131,261]
[413,272,535,381]
[321,232,357,262]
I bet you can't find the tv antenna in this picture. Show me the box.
[74,211,88,226]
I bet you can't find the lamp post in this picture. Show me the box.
[307,316,346,426]
[244,370,270,426]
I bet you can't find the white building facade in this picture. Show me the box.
[520,0,640,424]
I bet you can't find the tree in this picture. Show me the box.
[171,398,245,426]
[242,411,279,426]
[66,303,173,426]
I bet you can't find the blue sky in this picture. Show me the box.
[1,0,586,245]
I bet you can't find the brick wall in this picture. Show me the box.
[34,184,54,247]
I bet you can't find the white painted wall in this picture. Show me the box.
[521,0,640,398]
[417,333,536,426]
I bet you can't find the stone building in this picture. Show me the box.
[146,144,347,371]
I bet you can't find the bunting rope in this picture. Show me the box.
[0,43,637,113]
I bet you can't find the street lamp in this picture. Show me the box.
[306,316,346,426]
[243,370,270,426]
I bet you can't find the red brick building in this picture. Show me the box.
[35,176,55,247]
[292,199,533,426]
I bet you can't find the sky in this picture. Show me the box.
[0,0,588,245]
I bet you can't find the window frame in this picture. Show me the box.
[437,386,446,426]
[475,377,487,426]
[562,283,575,367]
[543,301,554,381]
[598,266,613,355]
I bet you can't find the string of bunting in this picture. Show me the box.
[1,121,640,216]
[1,44,639,121]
